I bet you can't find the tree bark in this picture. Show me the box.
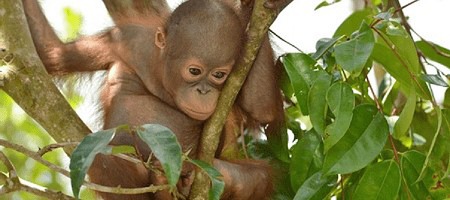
[189,0,292,198]
[0,1,90,155]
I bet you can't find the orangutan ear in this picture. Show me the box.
[155,27,166,49]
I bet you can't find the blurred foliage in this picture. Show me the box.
[0,6,94,200]
[62,7,83,42]
[0,91,68,200]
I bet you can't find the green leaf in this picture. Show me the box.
[420,74,449,87]
[444,153,450,181]
[324,82,355,152]
[373,22,433,99]
[386,21,408,37]
[323,104,389,175]
[334,9,373,38]
[372,44,411,88]
[308,72,332,135]
[372,43,431,99]
[313,37,341,60]
[422,105,450,176]
[401,151,431,199]
[267,127,290,163]
[283,53,317,115]
[376,22,421,75]
[137,124,182,187]
[280,70,295,102]
[353,160,401,200]
[314,0,341,10]
[393,88,416,139]
[314,1,330,10]
[70,129,115,198]
[416,40,450,69]
[111,145,136,155]
[335,22,375,75]
[290,130,323,191]
[190,159,225,200]
[417,108,442,182]
[339,170,365,200]
[374,9,394,21]
[293,172,337,200]
[445,88,450,108]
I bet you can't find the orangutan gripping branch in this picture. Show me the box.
[22,0,283,199]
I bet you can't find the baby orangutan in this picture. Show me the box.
[23,0,283,199]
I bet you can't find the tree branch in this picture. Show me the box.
[0,151,75,199]
[0,1,90,155]
[190,0,292,198]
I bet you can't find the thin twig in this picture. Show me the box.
[37,142,79,156]
[84,182,170,195]
[0,151,75,199]
[0,139,173,196]
[0,139,70,177]
[19,183,75,200]
[365,75,382,111]
[269,29,302,52]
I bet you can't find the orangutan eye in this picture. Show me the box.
[212,71,226,79]
[189,67,202,76]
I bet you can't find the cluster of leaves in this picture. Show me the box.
[253,5,450,200]
[69,124,224,200]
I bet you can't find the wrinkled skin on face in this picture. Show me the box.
[163,57,233,120]
[176,59,232,120]
[159,0,242,120]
